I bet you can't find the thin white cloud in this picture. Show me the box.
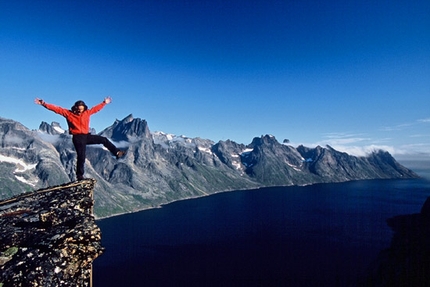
[320,132,370,145]
[409,134,430,138]
[37,132,62,144]
[381,117,430,132]
[3,135,25,145]
[418,118,430,123]
[293,130,430,159]
[380,123,413,132]
[334,145,395,156]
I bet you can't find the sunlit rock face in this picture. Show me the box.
[0,179,103,287]
[0,116,419,218]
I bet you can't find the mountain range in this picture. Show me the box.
[0,115,418,218]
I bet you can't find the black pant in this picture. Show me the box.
[72,134,119,178]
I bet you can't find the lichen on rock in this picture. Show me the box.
[0,179,104,286]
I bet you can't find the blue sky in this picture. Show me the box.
[1,0,429,160]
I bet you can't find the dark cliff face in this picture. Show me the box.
[0,116,419,218]
[0,179,103,287]
[99,114,151,142]
[296,145,418,181]
[360,197,430,287]
[242,135,314,186]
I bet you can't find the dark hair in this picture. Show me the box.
[71,100,88,112]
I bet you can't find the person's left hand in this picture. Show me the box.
[34,98,44,105]
[104,96,112,104]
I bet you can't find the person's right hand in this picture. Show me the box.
[34,98,44,105]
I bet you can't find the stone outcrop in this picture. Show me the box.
[361,197,430,286]
[0,179,103,287]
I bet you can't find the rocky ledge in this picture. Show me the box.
[0,179,103,287]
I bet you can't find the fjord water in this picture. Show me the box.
[93,175,430,286]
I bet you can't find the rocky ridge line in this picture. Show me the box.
[0,116,419,218]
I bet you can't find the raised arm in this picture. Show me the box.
[87,96,112,115]
[34,98,69,117]
[34,98,45,105]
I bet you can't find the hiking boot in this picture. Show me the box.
[77,175,85,181]
[116,150,126,159]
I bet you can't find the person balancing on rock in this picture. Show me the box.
[35,97,126,181]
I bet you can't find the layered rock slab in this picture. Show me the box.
[0,179,103,286]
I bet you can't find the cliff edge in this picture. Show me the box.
[0,179,103,287]
[361,196,430,286]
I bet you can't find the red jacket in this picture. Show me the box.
[42,102,106,135]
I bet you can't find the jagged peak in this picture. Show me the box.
[38,121,66,135]
[325,145,348,155]
[369,149,391,156]
[120,114,134,123]
[249,134,280,147]
[0,117,29,132]
[101,114,150,142]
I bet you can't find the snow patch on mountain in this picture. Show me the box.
[286,161,302,171]
[197,146,212,154]
[153,131,190,145]
[153,131,206,150]
[231,160,242,170]
[53,126,65,134]
[241,148,254,155]
[0,154,37,173]
[14,175,38,187]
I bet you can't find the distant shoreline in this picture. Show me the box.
[95,175,428,220]
[398,159,430,180]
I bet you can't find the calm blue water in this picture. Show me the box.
[93,177,430,287]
